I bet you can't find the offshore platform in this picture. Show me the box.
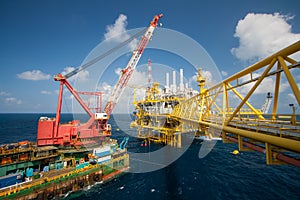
[131,41,300,167]
[131,67,199,148]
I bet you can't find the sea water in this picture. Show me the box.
[0,113,299,200]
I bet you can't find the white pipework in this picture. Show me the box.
[172,70,176,93]
[147,59,152,87]
[166,72,169,89]
[179,68,184,91]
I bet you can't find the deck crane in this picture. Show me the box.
[104,14,163,116]
[36,14,163,147]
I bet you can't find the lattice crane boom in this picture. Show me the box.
[104,14,163,115]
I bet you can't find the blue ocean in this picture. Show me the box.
[0,113,299,200]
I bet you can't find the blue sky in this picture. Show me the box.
[0,0,299,113]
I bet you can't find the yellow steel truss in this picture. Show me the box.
[131,40,300,166]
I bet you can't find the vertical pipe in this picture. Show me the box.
[265,143,272,165]
[272,62,281,120]
[222,83,228,141]
[177,133,182,148]
[172,70,176,93]
[148,59,152,88]
[238,135,243,151]
[166,73,169,89]
[180,68,184,91]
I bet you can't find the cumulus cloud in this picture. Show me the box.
[5,97,22,105]
[231,13,300,61]
[104,14,138,50]
[61,67,89,82]
[17,70,51,81]
[41,90,52,95]
[104,14,128,41]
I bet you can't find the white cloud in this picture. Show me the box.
[97,69,148,113]
[128,70,147,86]
[41,90,52,95]
[17,70,51,81]
[104,14,128,41]
[189,70,215,87]
[112,68,148,88]
[113,87,146,114]
[5,97,22,105]
[221,70,228,76]
[99,70,147,97]
[280,82,290,93]
[1,91,22,106]
[0,91,10,96]
[237,73,291,96]
[238,73,273,95]
[61,67,89,82]
[202,70,213,83]
[104,14,138,50]
[231,13,300,61]
[101,82,113,93]
[114,67,122,76]
[97,82,113,102]
[67,94,74,100]
[288,93,296,102]
[61,67,74,76]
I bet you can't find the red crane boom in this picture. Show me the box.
[36,14,163,147]
[104,14,163,115]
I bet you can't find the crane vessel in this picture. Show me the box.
[0,14,163,199]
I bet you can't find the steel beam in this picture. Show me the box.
[176,117,300,153]
[225,58,276,125]
[278,56,300,105]
[207,41,300,92]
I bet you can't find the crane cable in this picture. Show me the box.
[64,28,147,79]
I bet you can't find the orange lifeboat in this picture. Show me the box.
[19,153,29,161]
[1,157,12,164]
